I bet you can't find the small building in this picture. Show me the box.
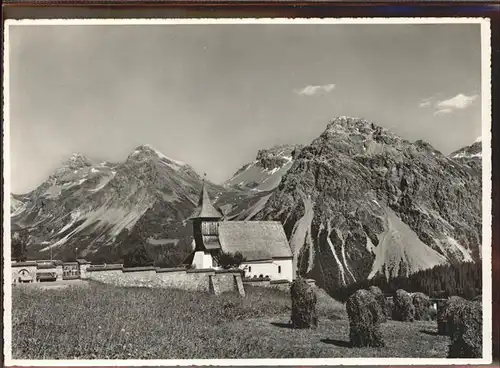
[63,262,80,279]
[11,261,37,284]
[185,181,294,281]
[76,259,91,279]
[36,261,58,282]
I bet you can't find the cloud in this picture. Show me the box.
[434,108,453,116]
[436,93,478,110]
[421,93,479,116]
[419,100,432,108]
[294,83,336,96]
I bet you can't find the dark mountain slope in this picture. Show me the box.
[249,117,481,294]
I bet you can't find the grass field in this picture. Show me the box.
[12,281,449,359]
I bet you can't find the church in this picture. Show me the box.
[185,182,294,282]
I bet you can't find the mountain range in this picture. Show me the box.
[10,117,482,292]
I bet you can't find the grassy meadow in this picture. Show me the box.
[12,281,449,359]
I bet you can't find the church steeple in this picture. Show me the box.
[189,174,222,220]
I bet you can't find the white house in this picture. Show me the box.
[185,182,294,281]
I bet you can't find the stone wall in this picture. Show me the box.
[243,278,316,292]
[157,268,212,292]
[86,266,244,296]
[86,266,124,285]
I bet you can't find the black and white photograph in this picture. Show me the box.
[3,18,492,365]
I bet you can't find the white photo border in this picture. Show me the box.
[2,17,493,366]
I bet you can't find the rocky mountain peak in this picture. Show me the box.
[255,144,302,171]
[448,139,482,174]
[64,152,93,170]
[225,144,303,192]
[127,144,187,168]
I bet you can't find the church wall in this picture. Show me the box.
[241,258,293,281]
[272,258,294,282]
[240,261,275,279]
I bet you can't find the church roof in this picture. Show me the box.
[218,221,293,261]
[189,181,223,220]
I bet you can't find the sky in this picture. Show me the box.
[7,22,483,194]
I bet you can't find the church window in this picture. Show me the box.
[278,265,281,273]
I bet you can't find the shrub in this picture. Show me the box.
[437,296,466,336]
[290,277,318,329]
[447,300,482,358]
[123,246,154,268]
[412,292,431,321]
[393,289,415,322]
[346,289,385,348]
[214,251,246,270]
[368,286,388,323]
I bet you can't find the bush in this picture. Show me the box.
[437,296,466,336]
[393,289,415,322]
[412,292,431,321]
[290,277,318,329]
[447,300,482,358]
[368,286,388,323]
[123,246,154,268]
[346,289,385,348]
[214,251,246,270]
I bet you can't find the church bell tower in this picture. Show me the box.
[189,175,223,269]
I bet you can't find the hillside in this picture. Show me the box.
[249,117,481,294]
[11,145,225,262]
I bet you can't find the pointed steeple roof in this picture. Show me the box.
[189,175,223,220]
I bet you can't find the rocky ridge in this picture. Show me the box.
[11,144,224,262]
[248,117,481,294]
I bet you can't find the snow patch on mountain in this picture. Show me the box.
[336,229,357,282]
[288,195,315,274]
[325,222,347,285]
[368,206,447,279]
